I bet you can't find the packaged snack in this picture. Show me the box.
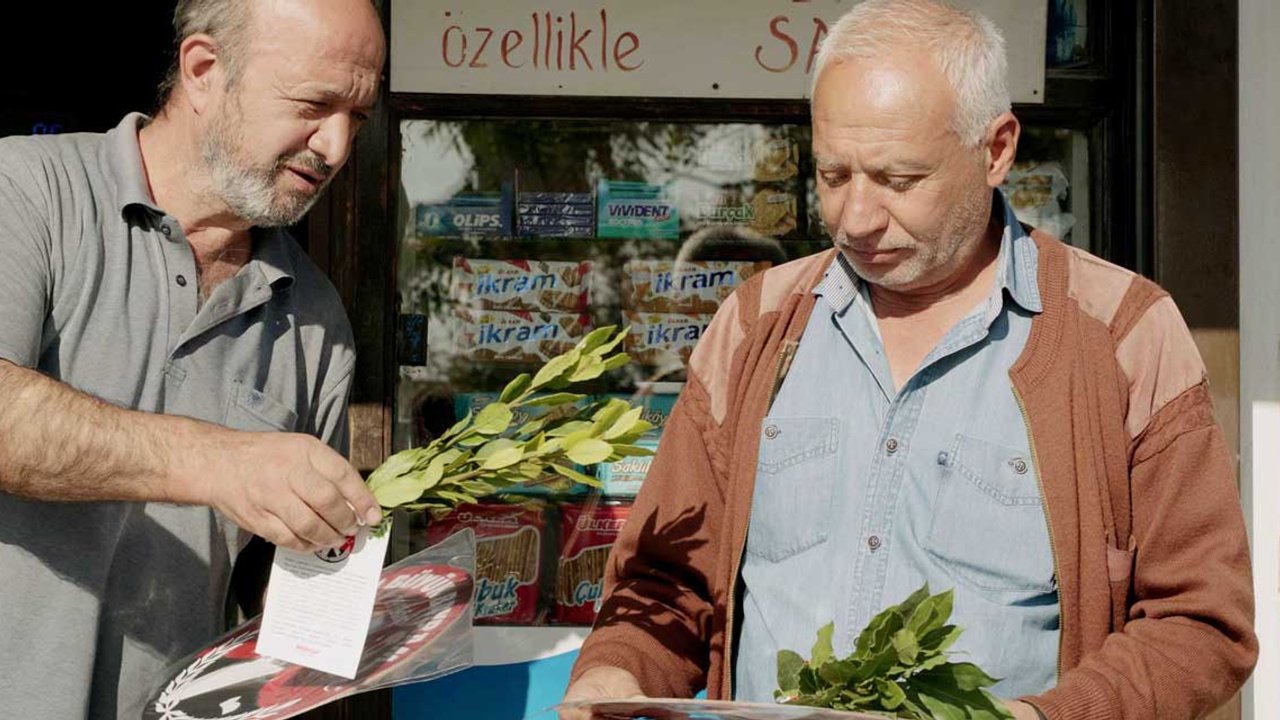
[454,309,592,364]
[596,439,659,497]
[748,190,798,237]
[597,180,679,240]
[622,311,713,367]
[554,502,632,625]
[517,193,596,238]
[753,137,800,183]
[450,258,591,313]
[623,260,769,314]
[596,392,677,438]
[426,501,546,624]
[415,186,513,238]
[689,194,757,229]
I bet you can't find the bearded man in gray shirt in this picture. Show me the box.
[0,1,386,717]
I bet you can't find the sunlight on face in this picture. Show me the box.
[201,0,384,227]
[812,52,994,292]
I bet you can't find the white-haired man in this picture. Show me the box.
[562,1,1256,718]
[0,0,386,717]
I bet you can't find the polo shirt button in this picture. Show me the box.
[868,535,882,551]
[160,224,171,236]
[885,437,899,454]
[1012,458,1029,474]
[764,425,779,440]
[176,275,188,287]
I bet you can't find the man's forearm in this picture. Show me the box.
[0,359,216,504]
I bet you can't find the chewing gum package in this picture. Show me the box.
[597,180,679,240]
[415,186,513,238]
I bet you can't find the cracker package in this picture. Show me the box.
[623,260,769,314]
[450,258,591,313]
[622,311,713,367]
[453,309,592,364]
[753,137,800,183]
[748,190,798,237]
[554,502,632,625]
[426,501,546,624]
[596,439,658,497]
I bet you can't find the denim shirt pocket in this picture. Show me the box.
[746,417,840,562]
[224,380,299,433]
[925,434,1055,594]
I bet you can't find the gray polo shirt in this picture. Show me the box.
[0,114,356,720]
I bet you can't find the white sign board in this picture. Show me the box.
[391,0,1047,103]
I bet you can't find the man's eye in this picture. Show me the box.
[820,173,848,188]
[886,177,920,191]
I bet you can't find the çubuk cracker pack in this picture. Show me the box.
[426,501,546,625]
[554,502,632,625]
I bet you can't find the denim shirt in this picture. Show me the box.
[735,192,1059,702]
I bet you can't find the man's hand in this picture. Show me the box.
[1005,700,1045,720]
[560,667,645,720]
[198,431,382,552]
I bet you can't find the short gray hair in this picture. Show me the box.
[155,0,255,112]
[811,0,1011,147]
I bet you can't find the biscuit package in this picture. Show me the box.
[748,189,798,237]
[453,309,592,364]
[450,258,592,313]
[554,502,632,625]
[426,501,546,625]
[623,260,769,314]
[622,311,713,367]
[753,137,800,183]
[595,439,658,498]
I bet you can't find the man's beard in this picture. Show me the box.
[834,186,993,292]
[201,101,333,228]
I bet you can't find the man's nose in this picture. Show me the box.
[835,176,890,240]
[307,114,357,172]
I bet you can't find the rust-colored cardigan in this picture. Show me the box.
[572,234,1256,720]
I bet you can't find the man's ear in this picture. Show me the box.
[984,111,1021,188]
[177,34,223,115]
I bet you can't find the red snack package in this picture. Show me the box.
[426,501,546,625]
[554,502,632,625]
